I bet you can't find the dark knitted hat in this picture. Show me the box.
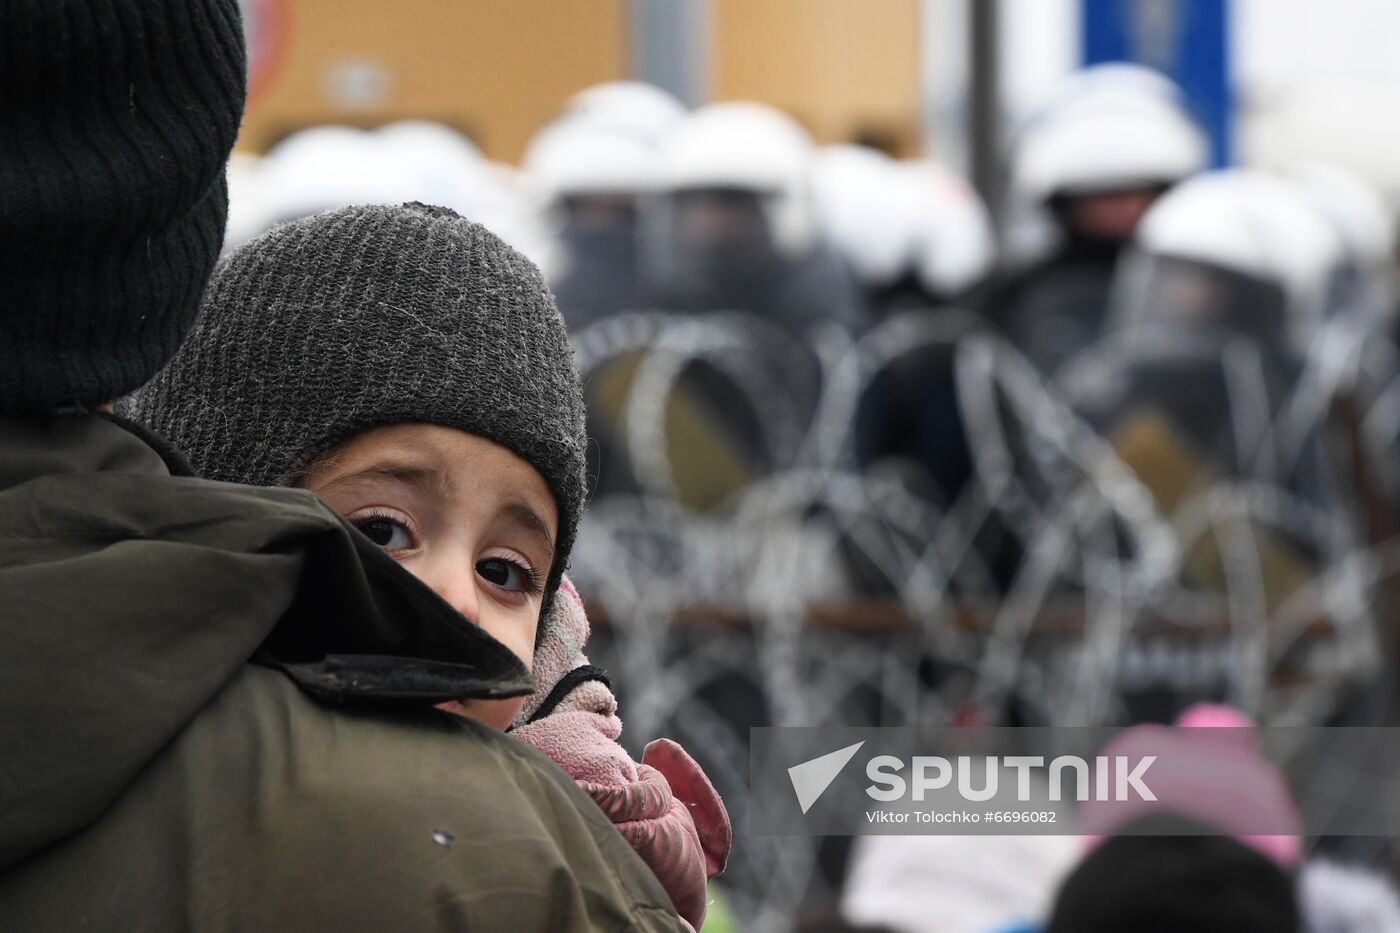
[0,0,246,412]
[1046,818,1301,933]
[127,203,588,604]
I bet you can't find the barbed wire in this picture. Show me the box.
[569,307,1399,930]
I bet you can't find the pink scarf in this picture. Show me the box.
[510,578,731,929]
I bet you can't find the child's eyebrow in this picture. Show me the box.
[322,465,447,497]
[500,500,555,556]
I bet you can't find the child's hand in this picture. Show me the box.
[642,738,732,878]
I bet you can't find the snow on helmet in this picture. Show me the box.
[562,80,686,148]
[660,101,817,256]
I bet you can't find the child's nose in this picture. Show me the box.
[419,558,482,625]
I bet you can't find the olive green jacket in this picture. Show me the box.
[0,413,684,931]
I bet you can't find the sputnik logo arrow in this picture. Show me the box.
[788,741,865,814]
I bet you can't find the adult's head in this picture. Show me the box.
[0,0,246,413]
[522,122,665,327]
[529,80,681,243]
[658,102,818,274]
[1046,817,1301,933]
[1012,64,1207,246]
[127,203,587,726]
[525,121,663,232]
[1111,168,1345,355]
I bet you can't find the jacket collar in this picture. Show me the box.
[0,412,535,704]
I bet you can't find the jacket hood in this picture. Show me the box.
[0,413,532,870]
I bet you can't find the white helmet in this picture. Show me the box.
[373,120,488,215]
[1013,66,1208,203]
[660,101,817,255]
[1120,168,1347,344]
[1026,62,1190,126]
[523,120,664,207]
[259,125,413,225]
[223,152,273,250]
[1285,162,1395,325]
[902,159,997,297]
[810,144,914,285]
[446,160,553,269]
[375,120,483,166]
[366,121,544,263]
[1284,163,1393,272]
[812,146,995,296]
[562,81,686,148]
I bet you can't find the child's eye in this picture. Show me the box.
[477,557,539,593]
[350,512,414,553]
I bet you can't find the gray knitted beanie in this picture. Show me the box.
[127,202,586,604]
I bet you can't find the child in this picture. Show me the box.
[128,202,729,928]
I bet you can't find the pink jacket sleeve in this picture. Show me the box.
[510,579,732,929]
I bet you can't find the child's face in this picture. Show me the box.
[300,423,558,730]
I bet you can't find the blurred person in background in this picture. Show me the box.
[1009,706,1300,933]
[527,126,657,328]
[249,120,546,263]
[1279,164,1400,539]
[1301,859,1400,933]
[1044,823,1302,933]
[1284,163,1397,336]
[1052,707,1400,933]
[812,144,996,317]
[810,145,997,513]
[647,101,866,335]
[254,124,408,225]
[525,82,685,330]
[843,707,1400,933]
[1106,168,1343,366]
[1062,169,1353,661]
[979,63,1209,376]
[0,2,685,930]
[560,80,689,144]
[580,102,863,511]
[841,833,1078,933]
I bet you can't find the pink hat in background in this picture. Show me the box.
[1078,703,1303,869]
